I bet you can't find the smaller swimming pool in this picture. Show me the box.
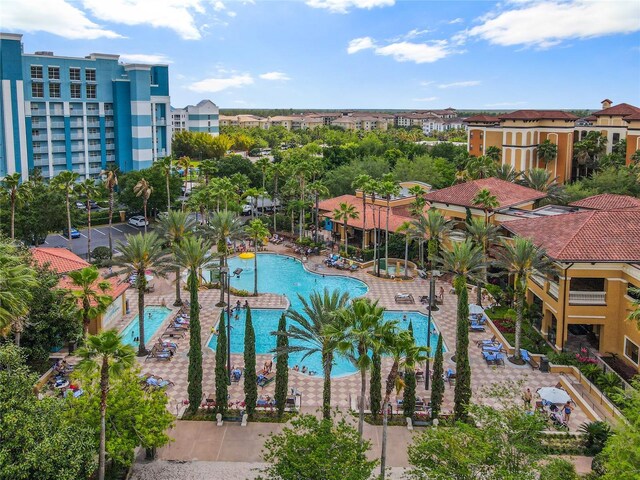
[121,306,173,348]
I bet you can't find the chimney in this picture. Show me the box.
[601,98,612,109]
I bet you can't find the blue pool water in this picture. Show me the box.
[121,306,173,348]
[207,309,447,377]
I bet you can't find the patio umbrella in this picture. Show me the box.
[468,304,484,315]
[538,387,571,404]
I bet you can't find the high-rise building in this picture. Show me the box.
[0,33,171,181]
[171,99,219,136]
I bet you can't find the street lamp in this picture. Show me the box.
[425,274,435,390]
[220,266,232,385]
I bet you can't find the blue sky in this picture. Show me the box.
[4,0,640,109]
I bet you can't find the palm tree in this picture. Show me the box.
[156,156,174,211]
[245,219,270,296]
[65,266,113,340]
[485,146,501,162]
[466,218,499,306]
[174,236,217,413]
[156,211,196,306]
[268,162,287,231]
[352,174,373,250]
[396,221,414,278]
[284,289,351,419]
[332,202,359,257]
[308,180,329,244]
[408,185,427,217]
[379,175,401,276]
[76,330,135,480]
[472,188,499,225]
[466,155,497,179]
[256,157,271,191]
[1,173,31,240]
[494,236,553,363]
[439,240,484,421]
[520,168,567,204]
[339,298,386,439]
[101,166,118,259]
[116,233,171,356]
[537,139,558,167]
[0,243,37,343]
[76,178,99,262]
[204,211,246,305]
[133,178,153,234]
[51,170,80,249]
[628,288,640,328]
[176,156,192,211]
[494,164,520,183]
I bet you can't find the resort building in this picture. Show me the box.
[501,204,640,372]
[219,114,265,128]
[0,33,171,181]
[30,247,129,334]
[171,99,219,136]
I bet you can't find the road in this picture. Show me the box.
[44,222,153,258]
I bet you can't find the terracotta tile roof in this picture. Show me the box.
[423,178,546,209]
[623,112,640,121]
[592,103,640,117]
[464,115,500,123]
[31,247,90,274]
[569,194,640,211]
[58,275,129,305]
[502,210,640,262]
[498,110,578,121]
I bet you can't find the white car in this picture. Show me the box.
[128,216,149,227]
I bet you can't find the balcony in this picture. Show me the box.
[30,109,46,116]
[88,133,101,139]
[569,291,606,305]
[106,155,115,162]
[105,109,114,116]
[51,134,66,141]
[548,282,559,299]
[32,147,48,154]
[52,146,66,153]
[69,121,83,128]
[155,118,165,126]
[87,122,100,128]
[106,143,115,150]
[105,132,115,139]
[532,272,546,288]
[50,109,64,116]
[70,109,83,116]
[32,134,47,141]
[88,144,101,151]
[105,121,114,127]
[71,143,84,152]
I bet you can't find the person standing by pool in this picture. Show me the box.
[563,401,573,424]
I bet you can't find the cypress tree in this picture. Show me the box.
[215,310,228,415]
[243,306,258,418]
[430,333,445,420]
[186,270,202,414]
[403,320,416,418]
[454,276,472,421]
[370,351,382,420]
[274,313,288,418]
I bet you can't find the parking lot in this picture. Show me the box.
[44,222,153,258]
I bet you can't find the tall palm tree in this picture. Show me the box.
[367,179,383,275]
[0,243,37,342]
[520,168,567,204]
[537,139,558,167]
[485,146,501,162]
[284,289,351,419]
[101,167,118,259]
[65,266,113,340]
[439,239,484,421]
[174,236,217,413]
[472,188,499,225]
[332,202,359,257]
[352,174,373,250]
[408,185,427,217]
[379,175,401,276]
[176,156,192,211]
[52,170,80,249]
[1,173,31,240]
[76,178,99,262]
[308,180,329,244]
[268,162,287,231]
[156,211,196,306]
[156,156,174,211]
[76,330,135,480]
[133,178,153,234]
[338,298,386,439]
[205,211,246,305]
[396,221,414,278]
[294,159,311,240]
[466,155,497,180]
[466,218,499,306]
[116,233,171,356]
[245,219,270,296]
[412,209,452,276]
[494,236,553,363]
[256,157,271,191]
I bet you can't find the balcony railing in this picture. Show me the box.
[105,133,115,139]
[50,109,64,116]
[51,122,65,128]
[52,146,66,153]
[532,273,546,287]
[30,109,46,116]
[548,282,559,299]
[106,155,115,162]
[569,291,606,305]
[105,109,114,116]
[32,134,47,141]
[51,134,66,141]
[105,121,114,127]
[32,147,48,154]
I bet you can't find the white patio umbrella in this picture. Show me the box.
[468,304,484,315]
[538,387,571,404]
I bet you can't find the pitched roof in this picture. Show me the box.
[502,210,640,262]
[464,114,500,123]
[498,110,578,121]
[623,112,640,122]
[58,275,129,304]
[569,194,640,211]
[423,178,546,209]
[592,102,640,117]
[31,247,90,274]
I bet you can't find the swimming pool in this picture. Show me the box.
[120,306,173,348]
[207,309,447,377]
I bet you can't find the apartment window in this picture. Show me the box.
[33,154,42,162]
[31,82,44,98]
[49,83,60,98]
[70,84,81,99]
[613,133,620,144]
[33,142,41,149]
[85,68,96,82]
[69,67,81,81]
[48,66,60,80]
[86,84,96,99]
[89,128,99,135]
[31,65,43,79]
[33,129,40,136]
[625,337,639,365]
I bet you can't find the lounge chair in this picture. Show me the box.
[145,346,173,362]
[483,350,497,365]
[520,349,539,370]
[417,269,428,279]
[395,293,415,304]
[415,370,425,382]
[470,323,485,332]
[257,371,275,388]
[231,368,243,383]
[144,376,174,390]
[162,330,185,339]
[476,336,497,347]
[285,396,296,409]
[482,342,503,353]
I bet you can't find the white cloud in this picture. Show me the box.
[227,11,237,17]
[306,0,394,14]
[375,40,453,63]
[401,28,431,40]
[120,53,172,64]
[259,72,291,81]
[3,0,121,39]
[213,1,225,11]
[413,97,438,102]
[420,81,435,87]
[463,0,640,48]
[82,0,210,40]
[448,17,463,24]
[189,74,254,92]
[437,80,480,89]
[347,37,376,54]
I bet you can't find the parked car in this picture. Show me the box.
[62,227,81,239]
[128,216,149,227]
[75,201,86,210]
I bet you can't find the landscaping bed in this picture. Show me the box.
[485,307,553,355]
[540,433,588,456]
[181,408,295,423]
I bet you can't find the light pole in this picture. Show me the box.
[425,274,435,390]
[220,266,232,385]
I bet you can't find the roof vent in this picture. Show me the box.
[34,51,54,56]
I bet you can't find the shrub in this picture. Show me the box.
[91,246,112,267]
[538,458,578,480]
[579,421,611,455]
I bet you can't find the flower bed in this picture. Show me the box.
[485,308,552,355]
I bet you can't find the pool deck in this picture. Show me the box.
[111,245,592,432]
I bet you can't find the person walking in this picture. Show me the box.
[522,388,533,410]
